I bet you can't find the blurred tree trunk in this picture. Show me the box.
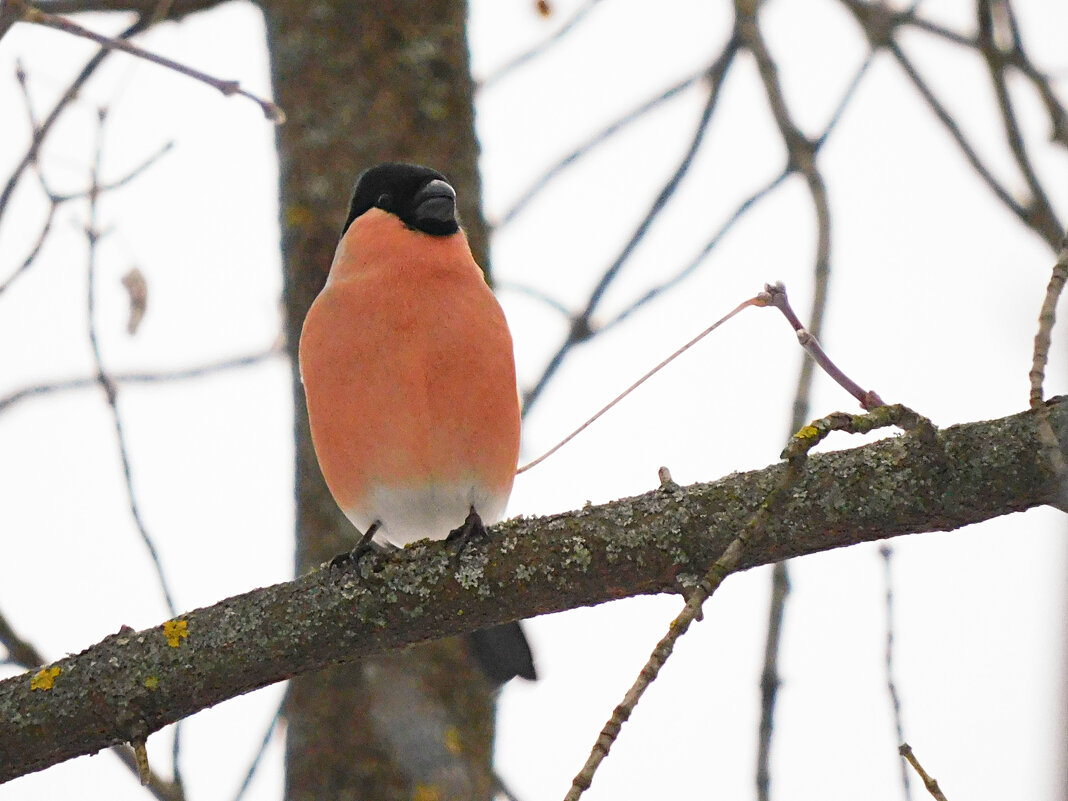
[261,2,498,799]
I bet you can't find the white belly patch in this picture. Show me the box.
[344,483,510,547]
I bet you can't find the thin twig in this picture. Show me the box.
[563,405,937,801]
[83,104,187,800]
[516,296,761,474]
[878,2,1068,147]
[0,610,46,668]
[758,283,884,410]
[599,171,789,334]
[7,0,284,122]
[0,347,281,415]
[755,558,788,801]
[0,609,184,799]
[478,0,605,91]
[522,34,741,416]
[976,0,1062,246]
[52,140,175,202]
[0,15,150,224]
[33,0,217,14]
[496,280,573,318]
[880,546,912,801]
[0,58,60,294]
[493,68,707,228]
[231,704,282,801]
[885,39,1031,230]
[1029,232,1068,406]
[84,108,179,616]
[111,745,186,801]
[0,203,55,295]
[899,744,950,801]
[604,45,875,336]
[0,73,172,296]
[1028,231,1068,510]
[738,1,839,791]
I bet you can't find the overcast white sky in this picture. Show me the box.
[1,1,1066,800]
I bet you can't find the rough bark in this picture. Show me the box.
[260,1,495,798]
[2,397,1066,784]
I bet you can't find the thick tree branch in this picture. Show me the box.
[2,397,1066,783]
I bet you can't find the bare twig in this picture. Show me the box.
[5,0,284,122]
[496,280,573,318]
[231,704,282,801]
[111,745,186,801]
[0,609,184,799]
[0,69,172,296]
[493,68,707,228]
[976,0,1062,245]
[737,2,840,791]
[0,348,281,416]
[52,140,175,202]
[600,171,789,333]
[0,203,55,295]
[899,744,950,801]
[83,108,179,617]
[0,610,46,668]
[876,2,1068,147]
[479,0,605,91]
[516,295,762,475]
[1029,231,1068,510]
[563,405,937,801]
[0,15,150,224]
[1030,231,1068,406]
[880,546,912,801]
[33,0,217,14]
[604,47,875,336]
[758,283,885,410]
[522,34,741,415]
[81,105,188,801]
[882,38,1039,242]
[755,557,788,801]
[133,739,151,785]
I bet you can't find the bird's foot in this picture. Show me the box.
[328,521,384,569]
[446,508,489,555]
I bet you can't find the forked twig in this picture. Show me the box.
[563,405,936,801]
[6,0,284,122]
[757,283,885,410]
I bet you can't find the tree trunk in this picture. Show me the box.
[262,2,497,798]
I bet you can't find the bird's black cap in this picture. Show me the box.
[342,162,460,237]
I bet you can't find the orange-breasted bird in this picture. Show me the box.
[299,162,535,683]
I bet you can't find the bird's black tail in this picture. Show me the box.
[467,621,536,685]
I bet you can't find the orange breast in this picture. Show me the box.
[299,210,520,541]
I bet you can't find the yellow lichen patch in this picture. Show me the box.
[796,424,820,441]
[163,619,189,648]
[412,784,442,801]
[144,676,160,690]
[30,666,61,691]
[443,726,462,755]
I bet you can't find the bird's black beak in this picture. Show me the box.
[412,179,458,230]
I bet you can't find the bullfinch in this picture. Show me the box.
[298,162,535,684]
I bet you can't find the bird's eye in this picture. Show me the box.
[376,193,392,208]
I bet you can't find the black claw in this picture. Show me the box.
[328,521,382,569]
[446,508,489,554]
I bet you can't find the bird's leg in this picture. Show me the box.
[446,507,489,555]
[329,520,383,569]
